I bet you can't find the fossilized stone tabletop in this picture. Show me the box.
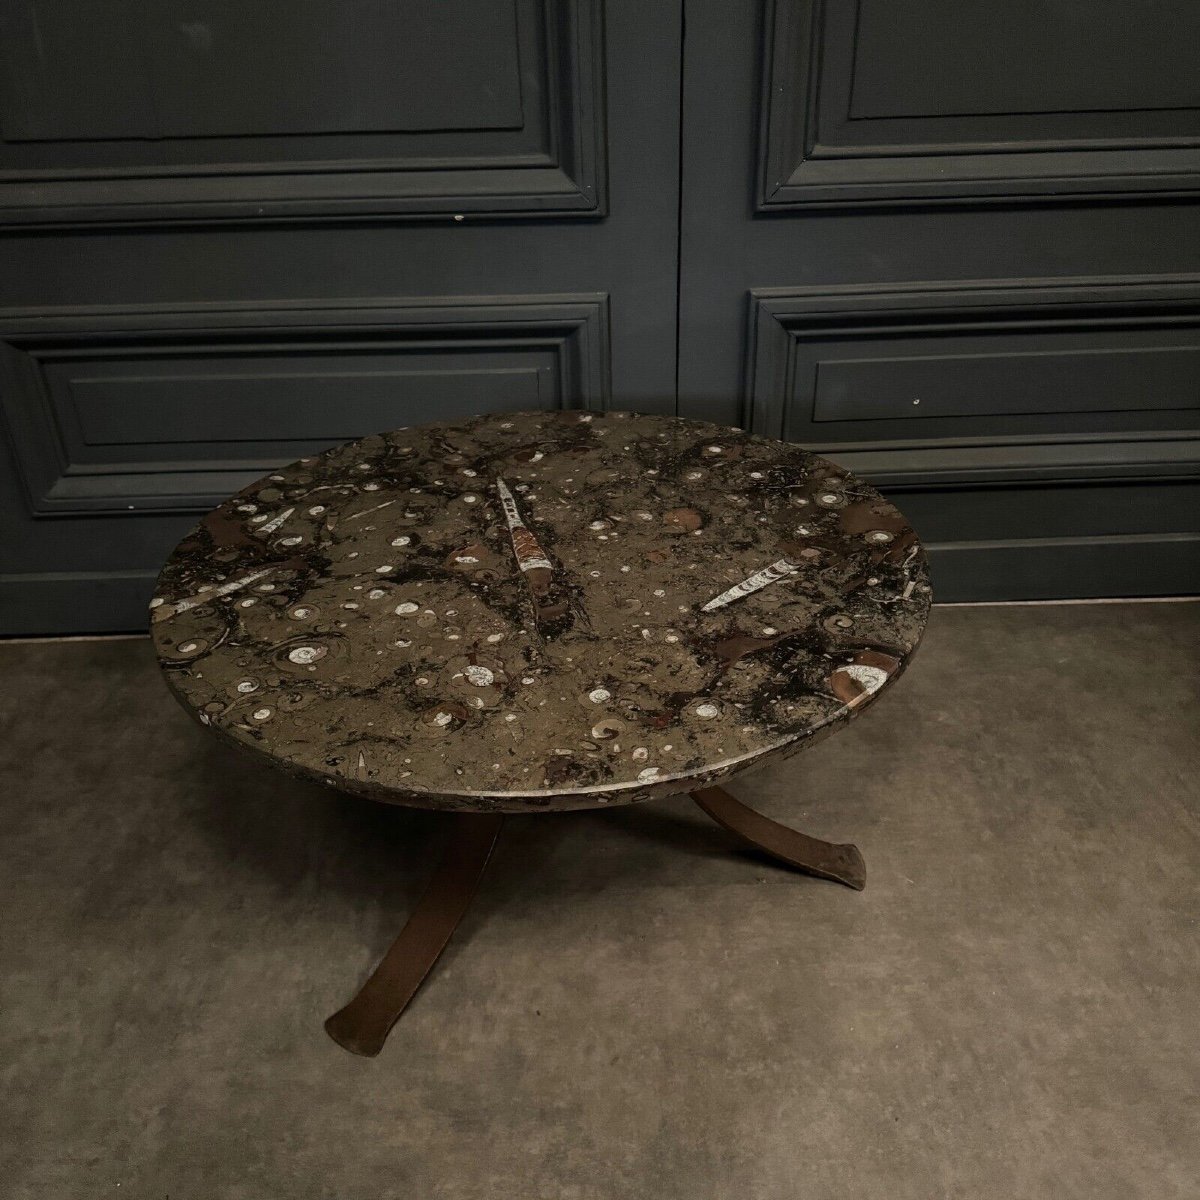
[152,411,931,811]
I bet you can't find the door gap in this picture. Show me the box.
[672,0,687,414]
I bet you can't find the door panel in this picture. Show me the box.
[2,297,607,515]
[3,1,525,139]
[0,0,605,222]
[680,0,1200,601]
[748,281,1200,464]
[759,0,1200,207]
[847,1,1198,119]
[0,0,681,634]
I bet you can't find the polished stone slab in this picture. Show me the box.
[151,411,930,809]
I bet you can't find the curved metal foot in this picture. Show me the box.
[691,786,865,891]
[325,812,505,1057]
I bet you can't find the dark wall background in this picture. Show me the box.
[1,0,1197,634]
[678,0,1200,603]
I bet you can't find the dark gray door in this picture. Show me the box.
[5,2,1199,635]
[678,0,1200,600]
[0,0,682,634]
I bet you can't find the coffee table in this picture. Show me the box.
[151,411,931,1055]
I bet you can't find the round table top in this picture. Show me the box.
[152,411,931,811]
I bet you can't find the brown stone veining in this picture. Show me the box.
[151,411,931,811]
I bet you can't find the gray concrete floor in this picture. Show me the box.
[2,603,1197,1199]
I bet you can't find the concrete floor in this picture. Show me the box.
[2,603,1197,1199]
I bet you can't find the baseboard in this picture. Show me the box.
[926,533,1200,603]
[0,570,156,636]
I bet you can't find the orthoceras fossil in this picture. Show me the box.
[494,477,574,636]
[495,478,554,576]
[699,556,800,613]
[251,507,294,538]
[150,566,279,622]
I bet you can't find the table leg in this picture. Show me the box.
[325,812,505,1056]
[691,785,866,891]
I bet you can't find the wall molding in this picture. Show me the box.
[0,0,606,226]
[758,0,1200,209]
[745,276,1200,487]
[0,293,611,517]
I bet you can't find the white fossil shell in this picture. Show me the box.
[700,557,798,612]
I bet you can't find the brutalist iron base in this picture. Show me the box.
[690,785,866,891]
[324,789,864,1056]
[324,812,505,1057]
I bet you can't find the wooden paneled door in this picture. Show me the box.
[677,0,1200,600]
[0,0,682,634]
[4,2,1200,635]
